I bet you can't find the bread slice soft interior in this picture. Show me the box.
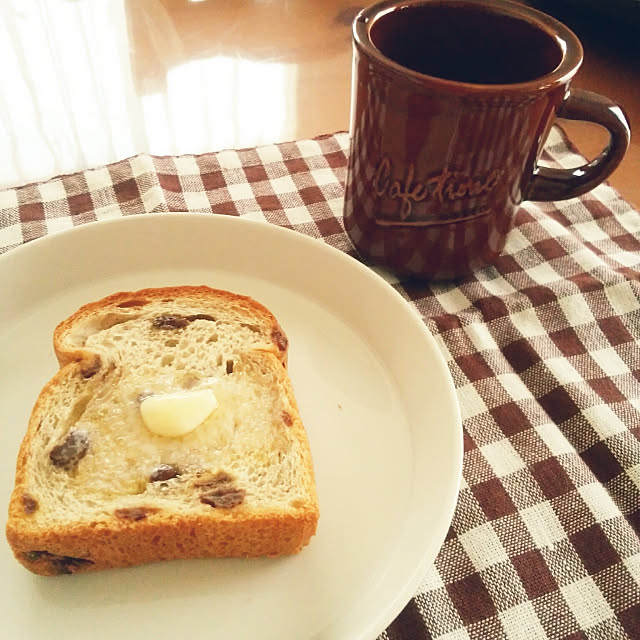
[6,286,318,576]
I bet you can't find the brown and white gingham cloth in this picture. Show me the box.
[2,128,639,639]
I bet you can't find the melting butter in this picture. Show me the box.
[140,389,218,437]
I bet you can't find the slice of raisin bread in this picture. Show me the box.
[6,286,319,576]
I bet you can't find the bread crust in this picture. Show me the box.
[6,286,318,576]
[6,503,319,576]
[53,285,290,368]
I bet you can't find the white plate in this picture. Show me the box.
[0,214,462,640]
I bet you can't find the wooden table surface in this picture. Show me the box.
[2,0,638,207]
[529,0,640,207]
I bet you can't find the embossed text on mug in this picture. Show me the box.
[371,156,503,226]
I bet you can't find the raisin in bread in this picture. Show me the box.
[6,286,319,576]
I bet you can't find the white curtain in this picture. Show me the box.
[0,0,296,188]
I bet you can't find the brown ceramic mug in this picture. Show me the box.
[343,0,631,280]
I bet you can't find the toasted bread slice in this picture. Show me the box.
[6,286,318,575]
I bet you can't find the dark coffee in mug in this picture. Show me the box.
[343,0,630,280]
[370,5,562,85]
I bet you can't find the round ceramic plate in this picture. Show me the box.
[0,214,462,640]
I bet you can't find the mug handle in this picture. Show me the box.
[525,88,630,202]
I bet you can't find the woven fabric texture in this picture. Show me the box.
[2,128,639,639]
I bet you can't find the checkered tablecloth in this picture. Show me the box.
[2,128,639,639]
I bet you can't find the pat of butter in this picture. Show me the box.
[140,389,218,437]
